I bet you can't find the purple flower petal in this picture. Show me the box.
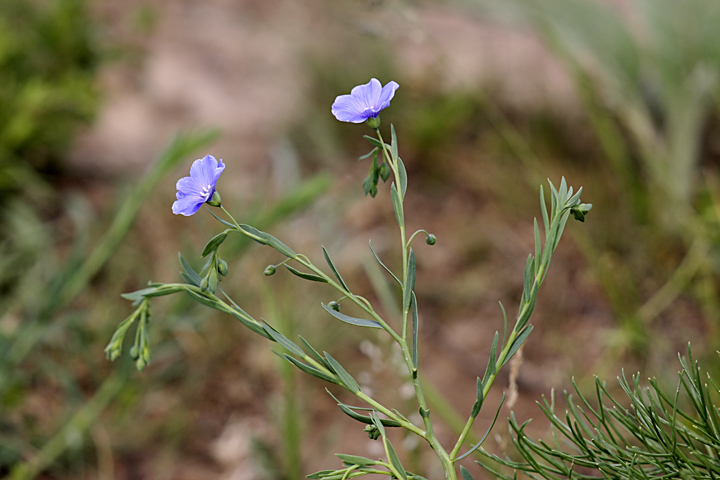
[331,78,399,123]
[172,154,225,216]
[172,195,205,216]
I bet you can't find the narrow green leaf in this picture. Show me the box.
[386,440,409,480]
[285,265,328,283]
[391,183,404,228]
[121,285,182,301]
[229,309,271,339]
[457,393,505,461]
[390,124,399,160]
[502,325,534,368]
[238,224,267,245]
[184,288,222,310]
[307,470,336,479]
[322,246,349,291]
[325,352,360,393]
[263,322,306,357]
[411,292,419,369]
[202,232,228,257]
[322,303,382,329]
[370,412,386,437]
[336,454,378,467]
[533,218,541,274]
[264,233,296,258]
[499,302,508,346]
[403,249,416,312]
[299,336,330,369]
[363,135,384,149]
[179,253,202,286]
[397,157,407,198]
[460,466,475,480]
[327,390,402,427]
[540,185,549,241]
[280,353,339,385]
[369,240,401,285]
[523,254,533,301]
[481,332,499,386]
[206,207,236,228]
[358,147,378,160]
[180,272,198,287]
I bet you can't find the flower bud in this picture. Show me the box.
[378,163,391,182]
[364,424,380,440]
[264,265,277,276]
[200,277,209,291]
[218,259,229,276]
[130,345,139,360]
[366,116,381,130]
[329,300,340,312]
[425,234,436,246]
[207,191,222,207]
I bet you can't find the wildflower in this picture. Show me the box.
[172,155,226,216]
[331,78,399,125]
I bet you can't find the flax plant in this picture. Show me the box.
[106,78,590,479]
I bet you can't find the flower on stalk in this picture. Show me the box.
[172,154,226,216]
[331,78,399,125]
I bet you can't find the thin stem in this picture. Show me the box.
[406,229,430,249]
[219,205,242,228]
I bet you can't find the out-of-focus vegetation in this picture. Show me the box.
[0,0,99,205]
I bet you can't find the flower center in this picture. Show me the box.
[202,184,213,198]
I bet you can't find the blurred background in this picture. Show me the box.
[3,0,720,478]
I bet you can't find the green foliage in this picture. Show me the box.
[0,0,100,200]
[481,345,720,480]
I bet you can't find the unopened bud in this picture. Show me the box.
[264,265,277,276]
[364,424,380,440]
[378,163,391,182]
[218,259,229,276]
[426,234,436,246]
[329,301,340,312]
[200,277,209,291]
[130,346,139,360]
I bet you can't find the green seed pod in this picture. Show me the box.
[378,163,391,182]
[207,191,222,207]
[426,234,437,246]
[264,265,277,276]
[329,301,340,312]
[218,259,229,276]
[200,277,209,291]
[129,345,139,360]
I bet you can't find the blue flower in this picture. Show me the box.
[172,155,226,216]
[331,78,399,123]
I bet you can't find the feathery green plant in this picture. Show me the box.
[481,345,720,480]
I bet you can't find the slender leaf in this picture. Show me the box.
[206,207,236,228]
[322,303,382,328]
[457,393,506,461]
[369,240,401,285]
[386,440,409,480]
[482,332,499,386]
[502,325,534,368]
[202,232,228,257]
[391,183,404,228]
[299,336,330,369]
[337,454,378,467]
[285,265,328,283]
[280,353,339,385]
[322,246,349,291]
[391,124,399,161]
[179,253,202,286]
[403,249,416,312]
[264,233,296,259]
[325,352,360,393]
[411,292,419,369]
[363,135,385,149]
[397,157,408,198]
[238,224,267,245]
[460,466,475,480]
[183,287,221,310]
[263,322,306,357]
